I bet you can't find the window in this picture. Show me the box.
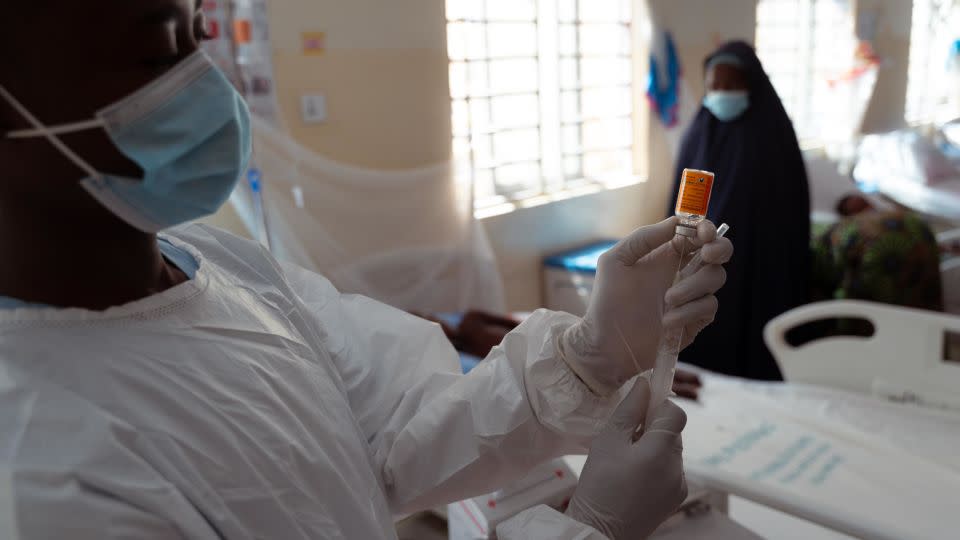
[755,0,856,144]
[906,0,960,126]
[446,0,635,210]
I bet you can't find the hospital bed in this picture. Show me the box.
[767,300,960,411]
[450,300,960,540]
[686,301,960,539]
[938,228,960,315]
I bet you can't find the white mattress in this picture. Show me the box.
[678,368,960,540]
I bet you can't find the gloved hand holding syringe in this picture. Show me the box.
[645,168,727,427]
[645,223,729,426]
[561,175,730,537]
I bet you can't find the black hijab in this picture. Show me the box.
[669,41,811,380]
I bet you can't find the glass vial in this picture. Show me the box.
[674,168,716,237]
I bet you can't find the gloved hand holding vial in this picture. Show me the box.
[558,169,733,398]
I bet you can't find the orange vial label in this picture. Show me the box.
[675,168,715,217]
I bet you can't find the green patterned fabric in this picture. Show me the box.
[811,212,942,311]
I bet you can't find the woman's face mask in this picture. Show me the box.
[703,61,750,122]
[703,90,750,122]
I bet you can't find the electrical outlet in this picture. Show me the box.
[301,94,327,124]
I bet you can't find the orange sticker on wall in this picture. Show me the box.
[675,168,715,217]
[302,32,326,56]
[233,19,252,44]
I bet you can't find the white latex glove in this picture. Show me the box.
[566,378,688,540]
[665,224,733,351]
[559,217,732,396]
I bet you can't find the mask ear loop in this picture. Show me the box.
[0,85,102,180]
[8,119,105,139]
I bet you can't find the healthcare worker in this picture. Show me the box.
[0,2,732,539]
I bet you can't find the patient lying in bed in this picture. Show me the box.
[813,195,942,312]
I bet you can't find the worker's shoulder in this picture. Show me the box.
[164,223,285,276]
[165,223,269,258]
[166,223,340,296]
[162,224,351,318]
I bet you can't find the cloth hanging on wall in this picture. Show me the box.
[646,31,682,128]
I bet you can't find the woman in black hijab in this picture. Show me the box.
[669,41,810,380]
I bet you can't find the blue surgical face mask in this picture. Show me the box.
[0,50,251,233]
[703,90,750,122]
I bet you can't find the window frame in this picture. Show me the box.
[447,0,638,212]
[905,0,960,127]
[755,0,857,146]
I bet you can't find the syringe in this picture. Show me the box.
[644,223,729,429]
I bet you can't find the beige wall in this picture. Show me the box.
[266,0,452,169]
[205,0,452,237]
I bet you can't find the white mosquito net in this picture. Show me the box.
[228,116,507,314]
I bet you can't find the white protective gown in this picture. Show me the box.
[0,224,615,539]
